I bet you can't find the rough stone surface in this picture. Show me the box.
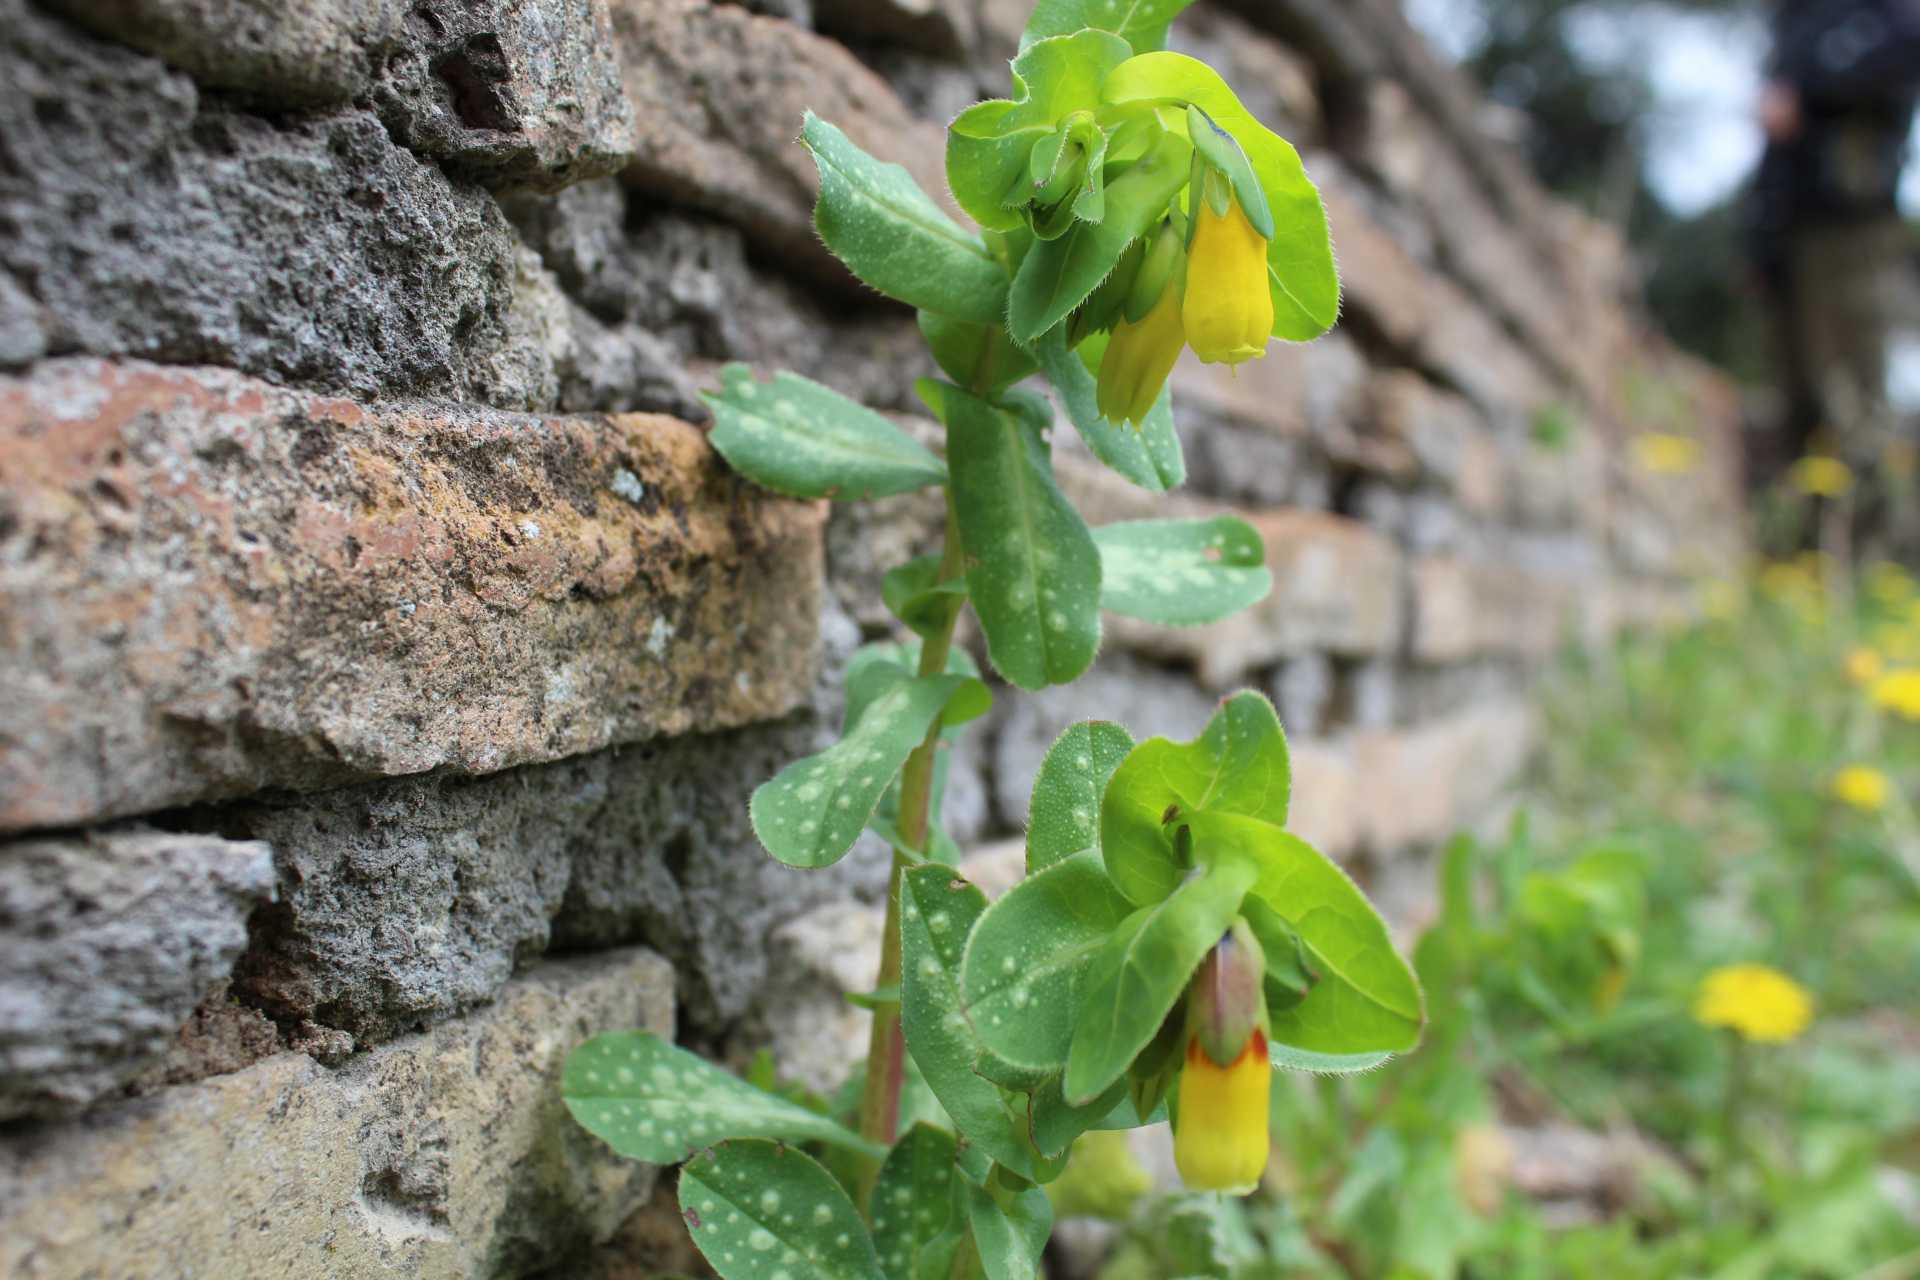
[188,707,880,1046]
[0,832,275,1120]
[609,0,954,284]
[0,4,579,407]
[0,359,824,832]
[0,948,674,1280]
[1352,700,1537,853]
[39,0,635,191]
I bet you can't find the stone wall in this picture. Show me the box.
[0,0,1742,1274]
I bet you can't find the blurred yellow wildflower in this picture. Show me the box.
[1096,284,1185,427]
[1693,964,1813,1043]
[1700,579,1744,621]
[1866,560,1915,605]
[1831,765,1890,812]
[1846,648,1884,684]
[1631,433,1701,475]
[1452,1125,1513,1218]
[1871,668,1920,720]
[1789,455,1853,497]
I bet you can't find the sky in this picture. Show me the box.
[1403,0,1920,218]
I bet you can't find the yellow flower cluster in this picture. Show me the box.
[1693,964,1813,1043]
[1831,764,1891,813]
[1097,193,1274,425]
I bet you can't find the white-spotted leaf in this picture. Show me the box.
[706,363,946,500]
[1026,721,1135,874]
[871,1125,966,1280]
[899,866,1033,1178]
[678,1139,884,1280]
[751,670,990,868]
[804,113,1007,325]
[962,849,1134,1073]
[564,1033,882,1162]
[934,380,1102,691]
[1094,516,1271,625]
[967,1181,1054,1280]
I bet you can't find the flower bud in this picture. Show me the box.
[1095,279,1183,427]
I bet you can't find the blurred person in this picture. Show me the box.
[1745,0,1920,548]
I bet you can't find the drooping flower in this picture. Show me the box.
[1182,192,1273,365]
[1172,921,1271,1194]
[1831,764,1891,813]
[1173,1027,1271,1193]
[1096,281,1184,426]
[1692,964,1813,1043]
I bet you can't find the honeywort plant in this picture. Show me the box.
[560,2,1424,1275]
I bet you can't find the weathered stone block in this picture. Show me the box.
[1353,700,1535,853]
[37,0,637,191]
[609,0,953,284]
[0,4,575,407]
[0,359,824,832]
[0,948,674,1280]
[1370,370,1504,515]
[0,832,275,1121]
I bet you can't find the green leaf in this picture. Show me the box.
[967,1181,1055,1280]
[1093,516,1271,625]
[918,312,1039,391]
[899,866,1034,1177]
[1027,1073,1130,1159]
[1022,0,1196,55]
[1266,1043,1395,1075]
[1033,326,1185,493]
[1099,691,1293,906]
[962,849,1134,1072]
[752,670,990,868]
[1025,720,1135,874]
[871,1125,966,1280]
[564,1032,883,1162]
[803,112,1008,324]
[1185,104,1273,240]
[1186,811,1424,1055]
[678,1140,884,1280]
[1007,129,1192,344]
[882,556,967,640]
[706,364,946,500]
[1063,857,1258,1104]
[945,32,1134,230]
[935,381,1103,691]
[1102,54,1339,340]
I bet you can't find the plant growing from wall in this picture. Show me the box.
[561,2,1423,1273]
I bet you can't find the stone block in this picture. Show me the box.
[609,0,953,284]
[1114,510,1405,687]
[0,832,275,1121]
[37,0,637,190]
[1369,370,1503,515]
[0,5,574,407]
[1352,700,1535,853]
[0,359,825,832]
[0,948,674,1280]
[1286,740,1359,860]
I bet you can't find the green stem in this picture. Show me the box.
[857,496,967,1180]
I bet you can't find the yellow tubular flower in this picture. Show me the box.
[1173,1029,1271,1194]
[1182,196,1273,365]
[1096,282,1184,426]
[1692,964,1813,1044]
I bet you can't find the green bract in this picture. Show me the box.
[564,5,1406,1275]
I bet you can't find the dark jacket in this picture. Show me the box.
[1748,0,1920,283]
